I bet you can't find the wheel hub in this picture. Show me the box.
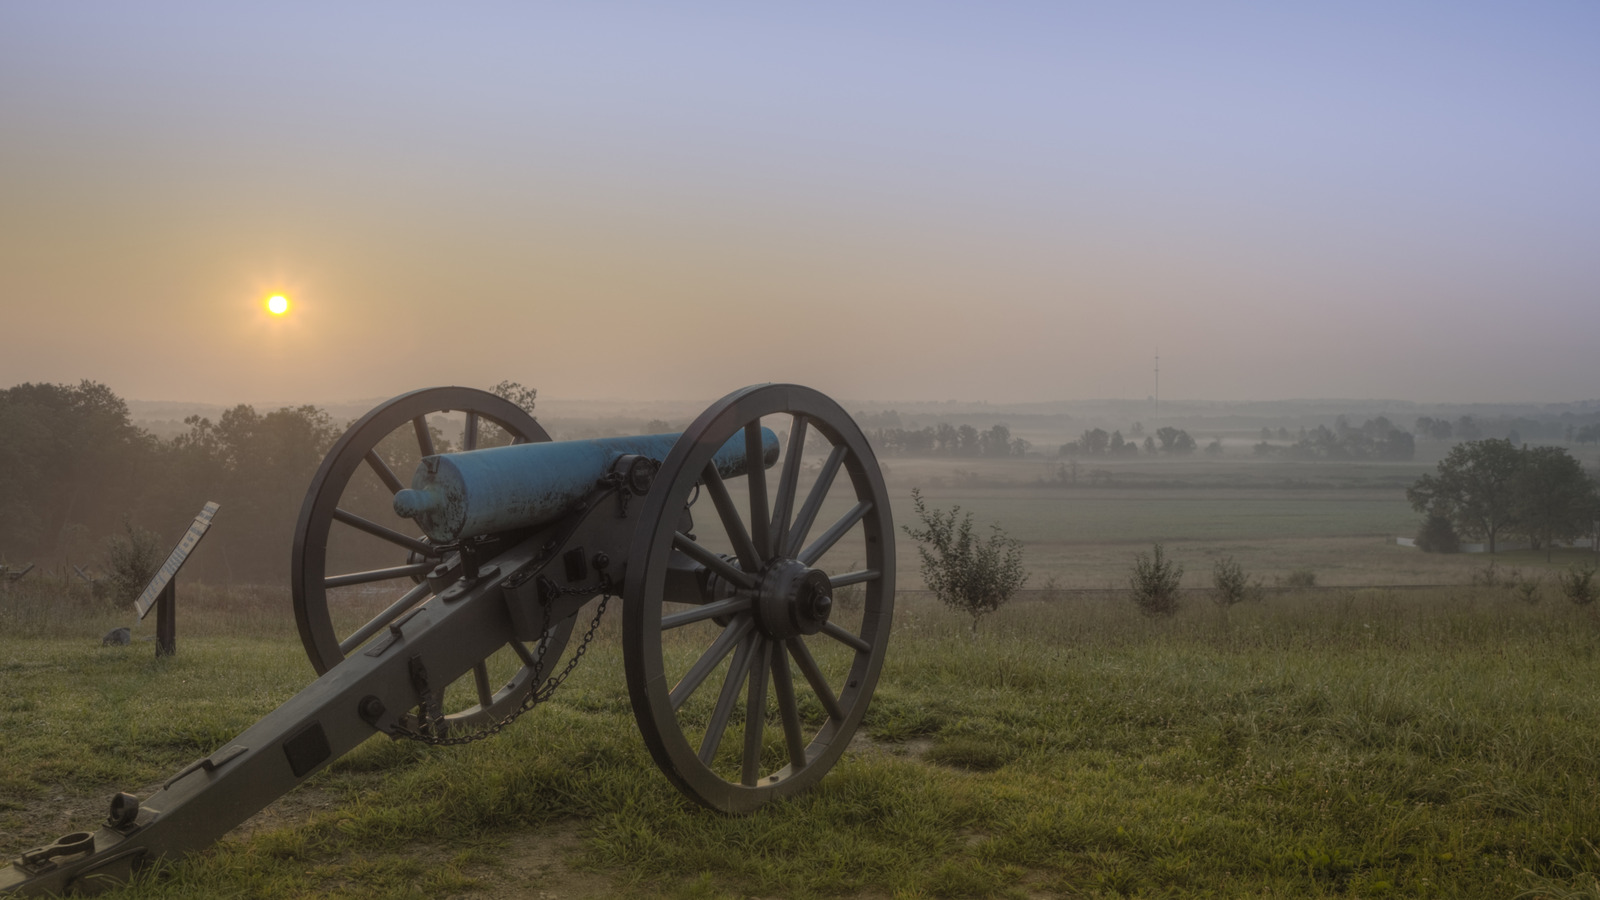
[755,558,833,639]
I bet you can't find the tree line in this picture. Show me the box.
[0,381,349,585]
[864,421,1030,458]
[1253,415,1415,461]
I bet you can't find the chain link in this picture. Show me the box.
[390,576,614,746]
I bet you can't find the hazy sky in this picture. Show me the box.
[3,3,1596,406]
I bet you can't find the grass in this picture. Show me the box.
[7,579,1600,897]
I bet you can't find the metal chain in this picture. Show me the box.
[390,577,613,746]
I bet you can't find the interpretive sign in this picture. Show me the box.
[135,502,220,657]
[136,502,220,618]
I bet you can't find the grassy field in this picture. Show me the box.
[6,577,1600,898]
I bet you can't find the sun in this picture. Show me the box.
[266,294,290,315]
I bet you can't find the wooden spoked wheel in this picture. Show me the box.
[623,384,894,812]
[291,386,571,732]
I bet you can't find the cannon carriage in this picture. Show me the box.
[2,383,894,895]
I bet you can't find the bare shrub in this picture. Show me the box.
[1211,555,1262,607]
[1129,544,1184,617]
[102,519,163,607]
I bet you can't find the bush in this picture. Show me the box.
[1129,544,1184,617]
[903,488,1027,633]
[1414,512,1460,553]
[1513,575,1543,605]
[102,519,164,607]
[1282,569,1317,589]
[1211,555,1262,607]
[1558,564,1598,606]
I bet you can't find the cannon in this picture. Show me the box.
[2,383,894,895]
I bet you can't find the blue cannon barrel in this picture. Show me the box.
[393,429,779,543]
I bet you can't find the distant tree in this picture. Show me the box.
[644,418,672,433]
[1109,431,1136,456]
[1576,424,1600,445]
[956,424,981,457]
[490,380,538,416]
[1205,438,1223,455]
[1406,439,1522,553]
[1260,427,1272,442]
[1512,446,1600,559]
[1080,428,1110,456]
[902,488,1027,633]
[1455,415,1482,440]
[1413,512,1461,553]
[1143,435,1156,454]
[982,424,1013,458]
[1130,421,1145,437]
[1155,427,1197,454]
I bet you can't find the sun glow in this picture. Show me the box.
[266,294,289,315]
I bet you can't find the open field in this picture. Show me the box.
[6,580,1600,898]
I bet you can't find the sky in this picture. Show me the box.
[2,2,1597,407]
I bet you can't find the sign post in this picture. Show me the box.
[135,502,220,658]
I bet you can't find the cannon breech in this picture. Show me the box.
[2,383,894,895]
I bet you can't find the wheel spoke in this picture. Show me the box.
[700,462,763,573]
[670,615,755,710]
[473,661,493,707]
[785,444,846,557]
[673,532,758,591]
[464,412,480,451]
[829,569,880,589]
[324,562,434,589]
[698,631,758,765]
[337,580,432,653]
[413,415,435,456]
[799,501,871,566]
[745,422,771,559]
[822,620,872,655]
[332,507,434,556]
[364,450,405,495]
[787,636,845,722]
[662,596,752,630]
[770,642,808,770]
[742,638,772,786]
[770,415,809,556]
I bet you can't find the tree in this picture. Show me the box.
[1513,446,1600,559]
[902,488,1027,633]
[1406,439,1522,553]
[1129,544,1184,616]
[1079,428,1110,456]
[1155,427,1196,454]
[491,380,538,415]
[1414,512,1461,553]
